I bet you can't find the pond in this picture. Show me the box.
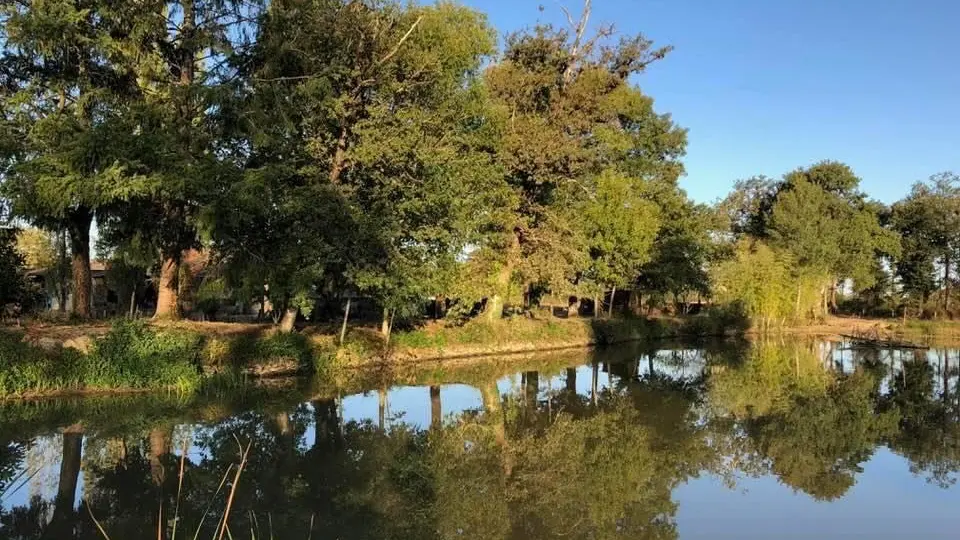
[1,338,959,539]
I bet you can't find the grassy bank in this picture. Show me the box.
[387,309,747,363]
[0,320,323,398]
[0,310,748,398]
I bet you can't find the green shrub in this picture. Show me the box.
[0,331,87,396]
[86,320,202,392]
[227,332,316,372]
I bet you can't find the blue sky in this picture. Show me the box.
[461,0,960,204]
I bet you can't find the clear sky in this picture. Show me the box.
[460,0,960,204]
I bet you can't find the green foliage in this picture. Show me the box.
[711,240,826,328]
[581,170,661,292]
[0,321,200,397]
[0,227,40,313]
[891,172,960,312]
[87,320,202,392]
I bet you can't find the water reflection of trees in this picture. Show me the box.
[1,340,960,538]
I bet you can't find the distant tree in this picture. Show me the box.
[16,227,69,312]
[0,227,31,313]
[724,161,900,315]
[891,172,960,315]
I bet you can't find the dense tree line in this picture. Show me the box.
[0,0,956,330]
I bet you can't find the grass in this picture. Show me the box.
[0,307,751,397]
[391,308,749,355]
[0,320,203,397]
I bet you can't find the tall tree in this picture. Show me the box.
[483,2,685,317]
[0,0,138,317]
[891,172,960,315]
[218,0,502,331]
[96,0,261,319]
[731,161,899,312]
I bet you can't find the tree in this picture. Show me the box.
[0,0,139,317]
[891,172,960,316]
[0,227,31,311]
[637,188,713,313]
[581,170,661,314]
[483,2,686,318]
[725,161,899,315]
[17,227,69,312]
[218,0,502,332]
[95,0,261,320]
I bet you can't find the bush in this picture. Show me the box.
[0,322,203,397]
[0,331,86,396]
[85,320,202,392]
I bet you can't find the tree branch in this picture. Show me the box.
[376,16,423,67]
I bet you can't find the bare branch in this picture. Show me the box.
[562,0,593,86]
[376,15,424,67]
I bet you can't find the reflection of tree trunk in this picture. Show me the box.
[944,353,950,403]
[313,399,341,451]
[524,371,538,406]
[47,427,83,539]
[149,426,173,540]
[274,411,292,437]
[430,386,441,429]
[149,427,172,487]
[378,389,387,431]
[480,381,511,476]
[565,368,577,392]
[591,363,598,406]
[648,354,655,377]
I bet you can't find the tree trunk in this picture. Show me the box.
[430,385,441,429]
[57,229,68,314]
[279,306,298,333]
[593,295,600,317]
[67,209,93,318]
[628,289,641,315]
[487,233,519,321]
[155,255,181,320]
[329,125,348,184]
[48,427,83,538]
[608,286,616,318]
[945,254,952,314]
[339,297,351,346]
[567,297,581,317]
[129,288,137,319]
[795,281,802,318]
[381,307,390,336]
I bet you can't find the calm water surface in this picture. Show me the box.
[1,339,959,539]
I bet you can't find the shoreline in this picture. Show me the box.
[3,315,960,400]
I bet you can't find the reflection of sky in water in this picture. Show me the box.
[677,448,958,539]
[3,342,960,538]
